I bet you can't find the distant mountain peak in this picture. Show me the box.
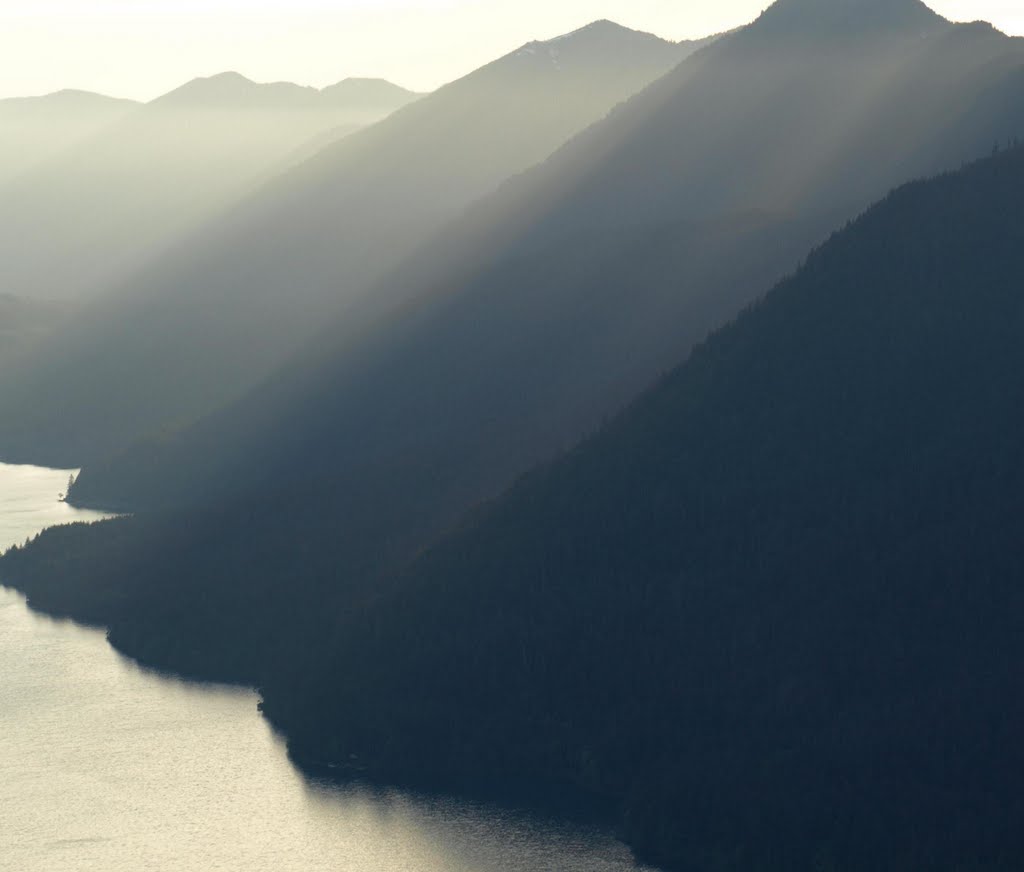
[766,0,940,15]
[184,71,255,90]
[206,70,249,83]
[157,71,255,101]
[505,19,676,70]
[152,72,319,108]
[752,0,947,41]
[555,19,627,37]
[0,89,137,108]
[328,77,402,88]
[544,18,666,46]
[320,78,421,104]
[41,88,126,101]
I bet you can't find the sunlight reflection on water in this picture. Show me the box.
[0,463,655,872]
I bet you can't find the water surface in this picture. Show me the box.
[0,463,655,872]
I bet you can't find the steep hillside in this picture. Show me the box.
[71,1,1024,512]
[8,3,1020,717]
[0,22,699,466]
[10,135,1024,872]
[262,143,1024,871]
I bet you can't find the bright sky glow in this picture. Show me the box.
[0,0,1021,101]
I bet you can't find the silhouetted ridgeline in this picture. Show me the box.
[30,3,1024,747]
[67,0,1024,513]
[0,73,418,305]
[6,144,1024,870]
[0,76,417,420]
[0,22,700,468]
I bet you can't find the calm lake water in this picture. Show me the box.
[0,463,655,872]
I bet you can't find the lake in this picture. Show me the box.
[0,462,656,872]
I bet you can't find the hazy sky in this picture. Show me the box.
[1,0,1021,101]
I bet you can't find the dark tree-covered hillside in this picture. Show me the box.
[8,143,1024,871]
[252,144,1024,871]
[16,4,1022,721]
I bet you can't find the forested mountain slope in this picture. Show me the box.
[0,22,698,466]
[5,1,1018,725]
[9,132,1024,872]
[264,143,1024,871]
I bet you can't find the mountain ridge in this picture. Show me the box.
[151,71,420,109]
[0,61,423,308]
[0,20,704,466]
[752,0,946,34]
[9,143,1024,872]
[0,89,139,109]
[75,5,1024,506]
[265,143,1024,872]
